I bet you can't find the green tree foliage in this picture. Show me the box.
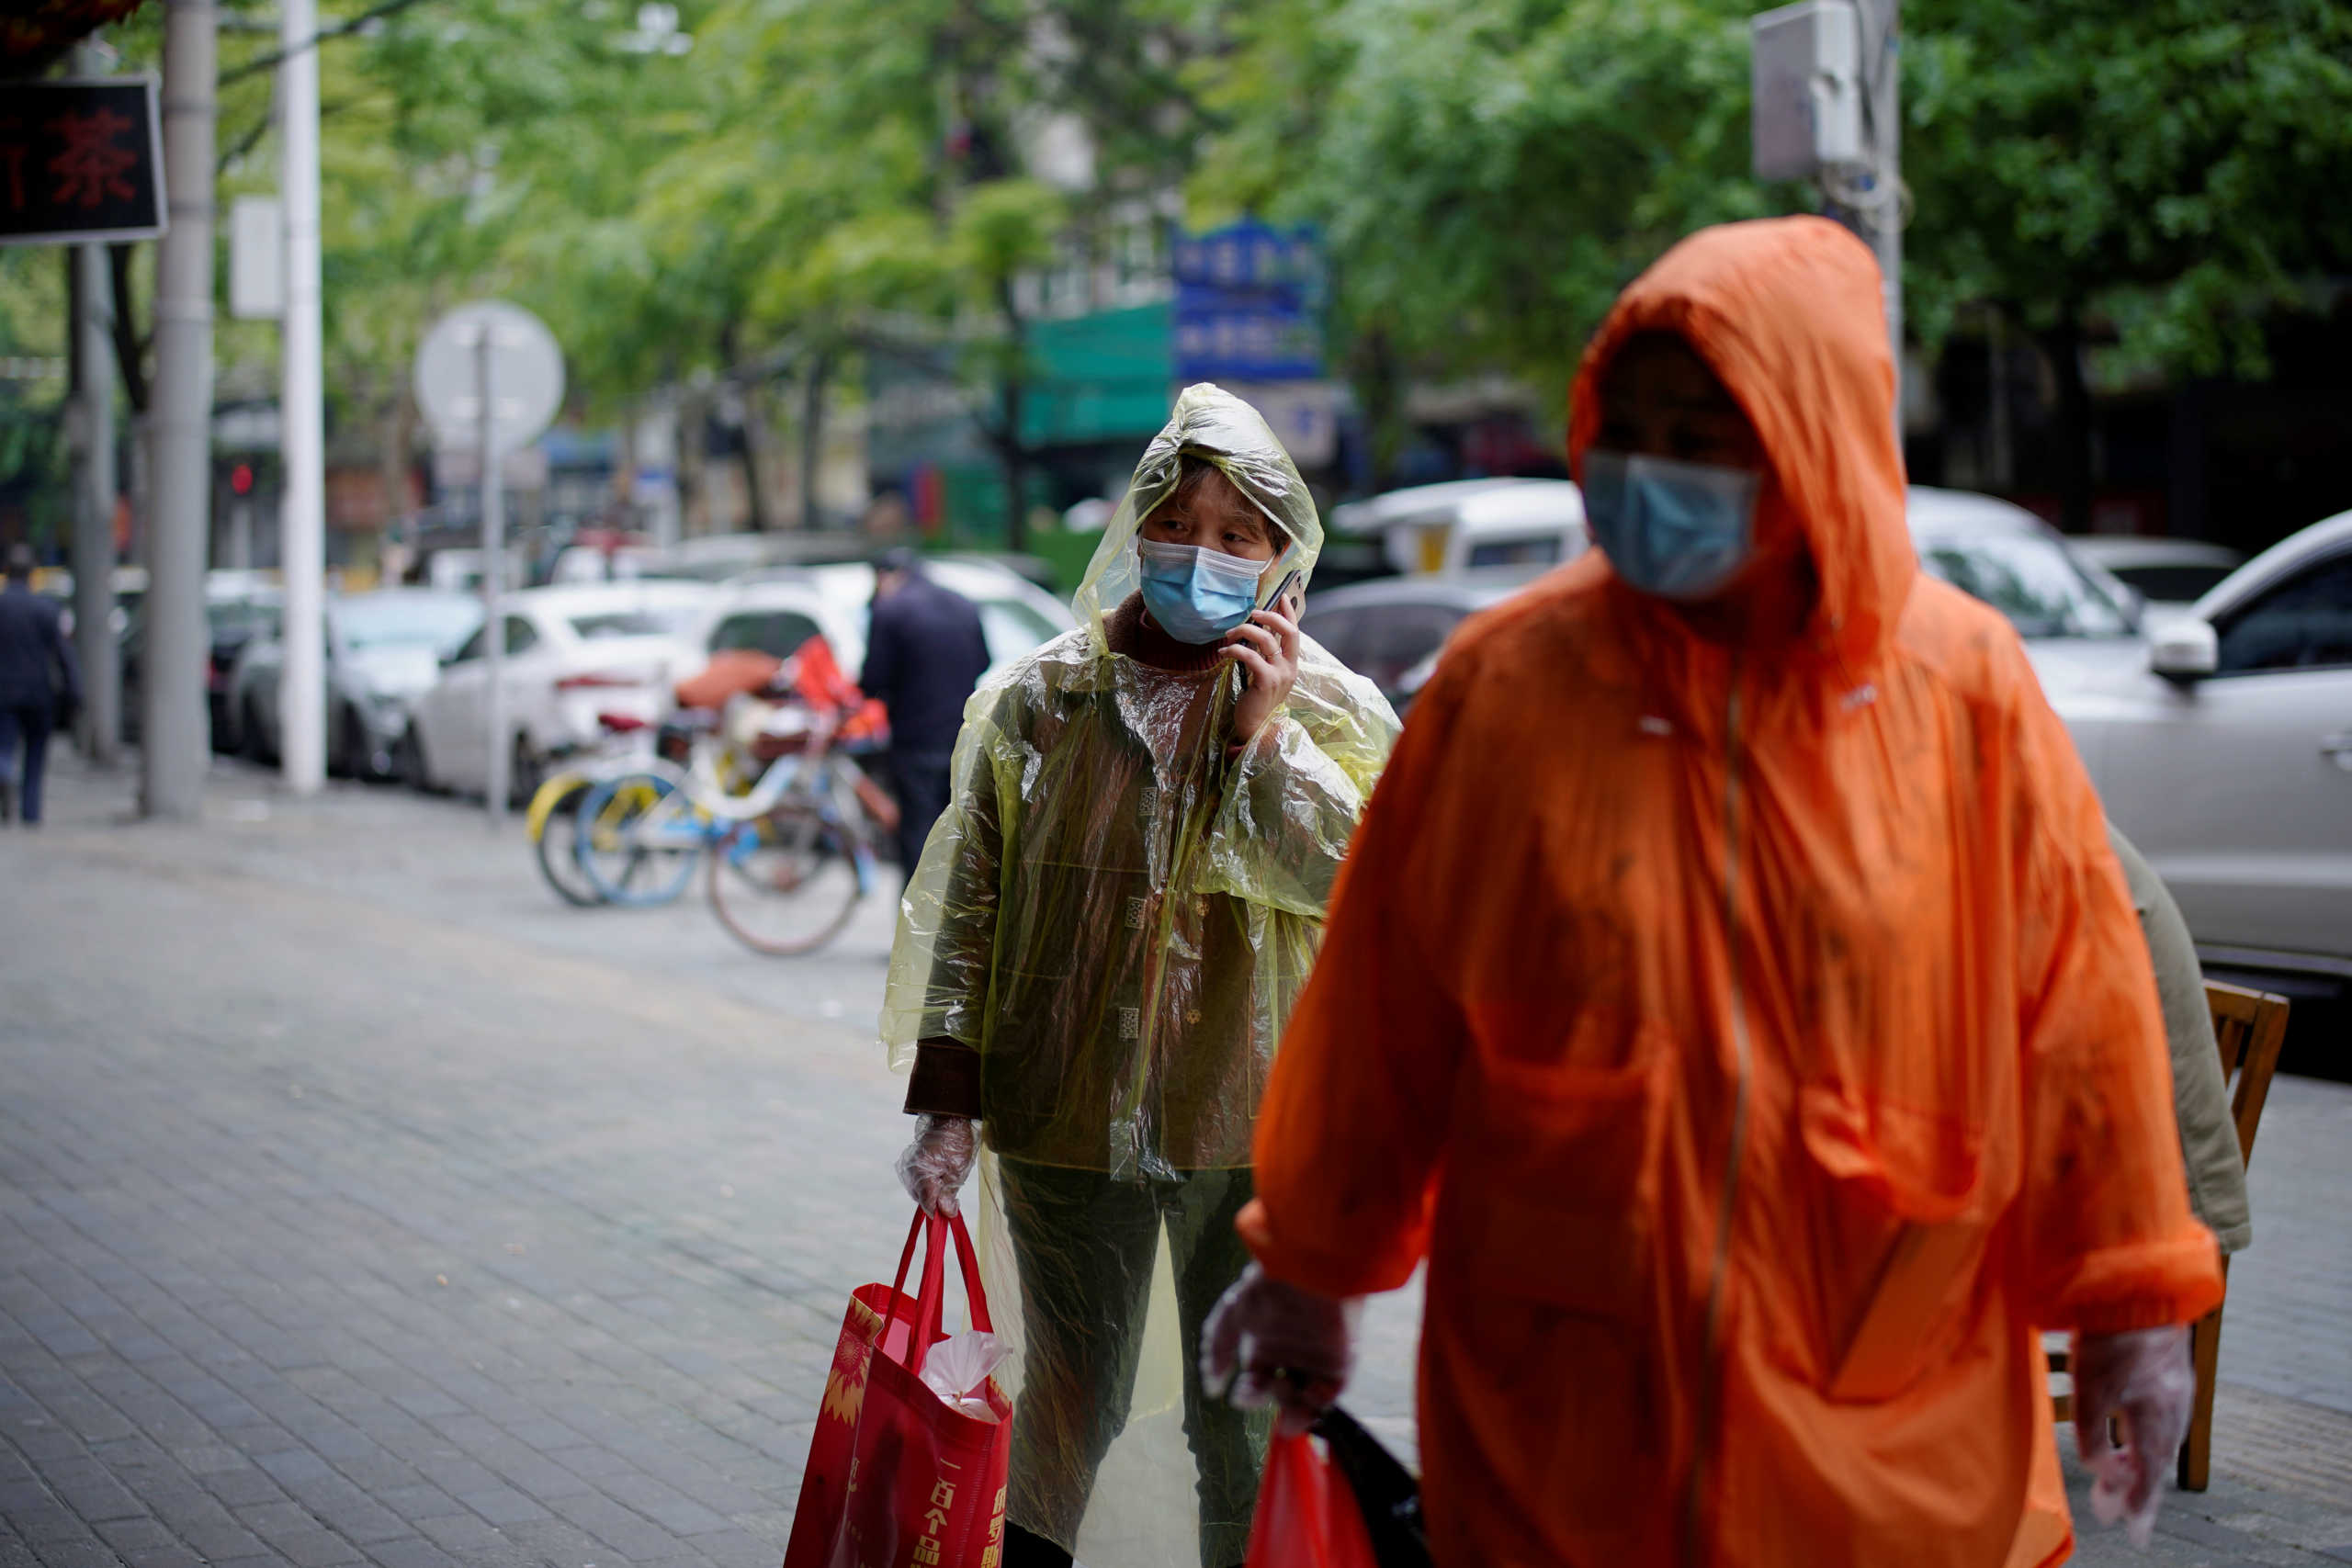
[0,254,73,550]
[47,0,2345,534]
[1197,0,1793,410]
[1200,0,2351,490]
[1905,0,2352,381]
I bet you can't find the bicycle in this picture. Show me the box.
[526,712,717,908]
[574,696,887,953]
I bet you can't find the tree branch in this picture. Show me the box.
[106,243,151,415]
[218,113,272,174]
[220,0,435,86]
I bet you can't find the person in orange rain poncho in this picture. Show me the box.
[1201,218,2224,1568]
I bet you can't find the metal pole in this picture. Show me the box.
[71,122,122,762]
[1869,0,1902,429]
[144,0,218,819]
[70,42,120,767]
[278,0,325,793]
[478,328,508,822]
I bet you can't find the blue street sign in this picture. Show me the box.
[1171,219,1326,383]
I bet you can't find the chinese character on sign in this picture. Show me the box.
[46,108,138,208]
[0,81,164,247]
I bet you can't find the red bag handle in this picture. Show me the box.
[882,1209,993,1377]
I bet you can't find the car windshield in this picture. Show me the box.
[209,599,280,638]
[2111,562,2237,604]
[336,596,479,652]
[571,611,680,640]
[978,599,1062,664]
[1917,533,2136,638]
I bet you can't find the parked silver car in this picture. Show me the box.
[2051,508,2352,988]
[227,590,482,777]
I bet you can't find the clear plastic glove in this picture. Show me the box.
[2075,1325,2195,1548]
[896,1114,977,1218]
[1201,1262,1361,1436]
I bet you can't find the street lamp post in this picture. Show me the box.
[278,0,326,794]
[476,325,508,822]
[144,0,218,820]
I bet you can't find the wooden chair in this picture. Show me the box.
[2044,979,2290,1489]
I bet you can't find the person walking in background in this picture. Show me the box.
[2112,821,2252,1258]
[861,547,992,875]
[1203,219,2222,1568]
[0,544,80,827]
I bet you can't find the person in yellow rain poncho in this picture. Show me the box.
[879,385,1398,1568]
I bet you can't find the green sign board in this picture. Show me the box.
[1018,302,1172,447]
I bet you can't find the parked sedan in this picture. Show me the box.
[118,573,281,748]
[2052,508,2352,988]
[400,581,716,801]
[226,589,481,776]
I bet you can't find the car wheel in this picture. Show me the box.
[394,724,434,792]
[337,705,374,780]
[240,696,274,764]
[509,734,544,809]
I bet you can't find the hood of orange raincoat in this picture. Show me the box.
[1566,216,1916,671]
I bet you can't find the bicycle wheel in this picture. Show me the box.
[707,805,866,955]
[528,775,603,908]
[576,773,704,907]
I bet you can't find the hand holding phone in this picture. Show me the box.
[1227,570,1304,741]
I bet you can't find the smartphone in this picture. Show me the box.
[1235,570,1304,692]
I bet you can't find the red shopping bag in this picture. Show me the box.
[782,1211,1013,1568]
[1243,1429,1380,1568]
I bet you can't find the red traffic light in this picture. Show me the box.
[231,462,254,495]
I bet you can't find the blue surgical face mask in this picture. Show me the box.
[1580,450,1763,602]
[1136,539,1267,644]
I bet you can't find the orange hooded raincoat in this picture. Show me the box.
[1236,218,2223,1568]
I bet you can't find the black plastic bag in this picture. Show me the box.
[1310,1406,1431,1568]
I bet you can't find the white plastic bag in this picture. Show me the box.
[922,1330,1011,1422]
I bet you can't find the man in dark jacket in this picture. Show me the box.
[861,549,991,874]
[0,545,82,825]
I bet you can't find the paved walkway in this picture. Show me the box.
[1,752,2347,1567]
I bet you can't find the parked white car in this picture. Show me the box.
[398,581,716,800]
[690,558,1074,683]
[2050,509,2352,986]
[1329,478,1590,576]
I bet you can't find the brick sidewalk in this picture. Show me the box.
[3,754,2349,1566]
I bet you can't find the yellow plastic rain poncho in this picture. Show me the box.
[881,385,1398,1568]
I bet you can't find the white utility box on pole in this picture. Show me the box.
[228,195,283,321]
[413,301,564,826]
[279,0,326,795]
[1751,0,1901,421]
[1750,0,1861,180]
